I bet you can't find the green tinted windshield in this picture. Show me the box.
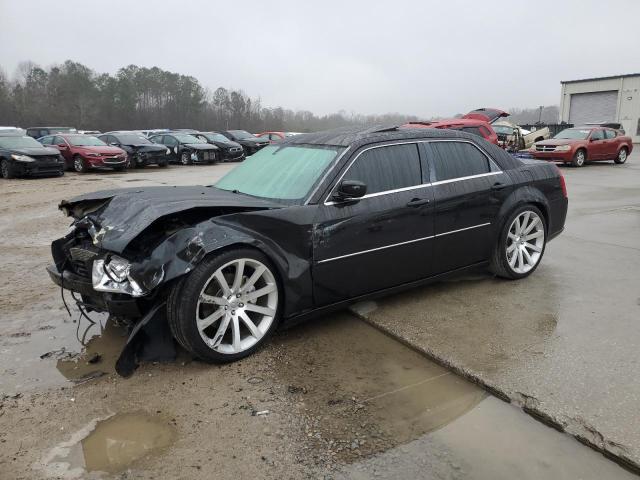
[0,136,44,149]
[215,144,343,202]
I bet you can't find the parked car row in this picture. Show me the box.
[0,127,276,177]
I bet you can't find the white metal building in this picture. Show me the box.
[559,73,640,144]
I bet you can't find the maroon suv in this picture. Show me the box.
[39,134,127,172]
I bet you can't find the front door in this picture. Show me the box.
[312,142,435,306]
[588,129,607,159]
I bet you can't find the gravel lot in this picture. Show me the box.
[1,158,638,479]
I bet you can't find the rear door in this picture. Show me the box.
[312,142,435,305]
[603,129,619,158]
[424,140,512,273]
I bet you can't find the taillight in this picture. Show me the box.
[557,167,568,198]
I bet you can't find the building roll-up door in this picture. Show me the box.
[569,90,618,125]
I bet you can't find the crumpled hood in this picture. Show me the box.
[60,186,280,253]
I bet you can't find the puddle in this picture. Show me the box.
[0,311,126,394]
[41,411,176,477]
[273,315,636,479]
[272,315,486,460]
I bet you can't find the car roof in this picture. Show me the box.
[281,125,523,170]
[403,119,491,129]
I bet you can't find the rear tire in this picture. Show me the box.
[614,148,628,164]
[489,204,547,280]
[571,149,586,167]
[167,248,281,363]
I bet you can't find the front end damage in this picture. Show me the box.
[47,186,278,376]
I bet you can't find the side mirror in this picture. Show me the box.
[334,180,367,201]
[110,142,118,146]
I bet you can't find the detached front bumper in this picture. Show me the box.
[47,264,142,317]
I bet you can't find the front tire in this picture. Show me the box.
[571,149,586,167]
[73,155,89,173]
[1,159,14,179]
[614,148,628,164]
[167,249,281,363]
[180,151,192,165]
[489,205,547,280]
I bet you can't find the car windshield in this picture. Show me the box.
[116,134,151,144]
[215,144,344,202]
[554,128,590,140]
[0,136,44,149]
[229,130,254,140]
[67,135,107,146]
[203,133,229,142]
[173,134,205,143]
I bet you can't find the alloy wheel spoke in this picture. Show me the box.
[524,242,542,253]
[239,311,261,338]
[508,232,518,242]
[507,243,517,254]
[197,307,225,331]
[199,293,227,305]
[245,283,276,303]
[525,230,543,241]
[231,260,245,292]
[521,212,531,234]
[522,247,533,265]
[240,265,266,293]
[211,313,231,347]
[231,316,241,352]
[523,217,539,235]
[509,250,518,267]
[244,303,276,317]
[214,270,232,296]
[517,248,524,271]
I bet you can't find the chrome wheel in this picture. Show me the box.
[506,211,545,274]
[574,150,585,167]
[1,160,9,178]
[195,258,277,354]
[617,149,627,164]
[181,152,190,165]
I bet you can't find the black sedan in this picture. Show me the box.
[0,133,65,178]
[99,132,170,168]
[194,132,245,162]
[221,130,268,156]
[47,126,567,374]
[148,133,219,165]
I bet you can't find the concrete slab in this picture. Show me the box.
[351,152,640,469]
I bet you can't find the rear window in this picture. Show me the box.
[426,141,492,182]
[604,129,617,139]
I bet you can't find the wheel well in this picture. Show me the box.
[530,201,549,230]
[575,147,587,159]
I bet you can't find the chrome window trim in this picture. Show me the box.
[323,139,503,206]
[316,222,491,264]
[304,145,351,205]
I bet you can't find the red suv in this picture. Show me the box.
[39,134,127,172]
[401,119,498,145]
[532,127,633,167]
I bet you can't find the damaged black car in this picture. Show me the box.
[0,132,65,178]
[48,126,568,375]
[98,132,170,168]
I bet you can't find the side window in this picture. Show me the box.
[341,143,421,195]
[591,129,604,141]
[164,136,178,147]
[428,141,492,182]
[605,129,617,139]
[53,136,65,146]
[39,136,52,145]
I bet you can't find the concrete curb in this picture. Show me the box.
[347,306,640,475]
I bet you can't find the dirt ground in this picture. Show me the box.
[1,166,636,480]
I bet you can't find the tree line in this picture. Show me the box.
[0,60,559,133]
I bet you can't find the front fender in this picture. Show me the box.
[128,219,311,318]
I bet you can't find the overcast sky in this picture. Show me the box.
[1,0,639,118]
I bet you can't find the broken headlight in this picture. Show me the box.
[92,255,147,297]
[11,154,35,162]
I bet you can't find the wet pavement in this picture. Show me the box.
[352,151,640,469]
[1,161,638,478]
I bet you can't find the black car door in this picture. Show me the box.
[312,142,435,306]
[423,140,512,273]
